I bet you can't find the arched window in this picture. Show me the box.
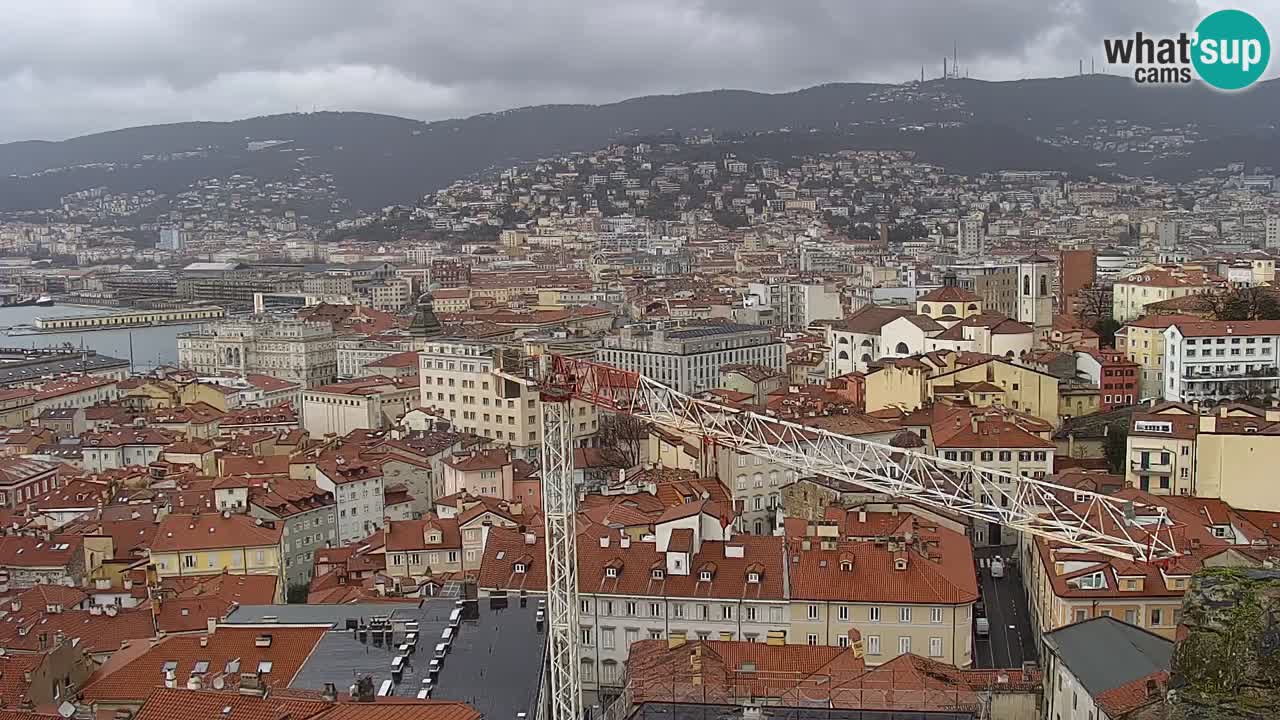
[860,339,873,347]
[838,350,850,360]
[920,304,932,315]
[1040,275,1048,296]
[895,342,909,354]
[837,336,850,345]
[860,353,872,364]
[968,303,978,311]
[942,304,956,316]
[1023,275,1031,295]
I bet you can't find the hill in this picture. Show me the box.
[1,75,1278,213]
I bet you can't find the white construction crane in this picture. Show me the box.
[538,356,1182,720]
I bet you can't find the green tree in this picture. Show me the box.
[1104,426,1128,475]
[1093,317,1122,348]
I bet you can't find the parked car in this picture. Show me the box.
[975,597,986,617]
[990,557,1005,579]
[976,617,990,636]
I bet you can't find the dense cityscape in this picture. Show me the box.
[0,14,1276,720]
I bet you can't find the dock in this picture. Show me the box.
[33,306,225,331]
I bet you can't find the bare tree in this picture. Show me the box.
[1207,286,1280,321]
[597,413,651,467]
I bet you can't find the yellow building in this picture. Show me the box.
[1116,314,1200,400]
[927,358,1061,427]
[1182,406,1280,512]
[0,388,35,428]
[149,512,285,601]
[1111,265,1218,323]
[785,516,977,667]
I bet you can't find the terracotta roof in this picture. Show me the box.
[1092,670,1170,716]
[826,305,912,334]
[244,374,301,392]
[1124,313,1203,329]
[384,515,461,552]
[152,512,283,553]
[442,448,510,472]
[479,526,785,600]
[786,518,977,605]
[933,416,1054,449]
[132,688,333,720]
[0,606,154,655]
[1171,319,1280,337]
[81,625,328,703]
[917,286,981,303]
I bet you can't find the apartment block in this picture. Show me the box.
[597,323,785,394]
[416,340,597,462]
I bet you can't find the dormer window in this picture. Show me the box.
[1211,525,1231,539]
[893,558,908,571]
[747,572,760,584]
[514,563,526,574]
[839,561,852,572]
[651,569,664,580]
[699,570,712,582]
[606,567,618,579]
[1078,572,1106,590]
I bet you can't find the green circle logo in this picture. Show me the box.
[1193,9,1270,90]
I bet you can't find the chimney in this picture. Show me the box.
[970,415,979,434]
[1145,678,1159,698]
[164,668,177,689]
[207,617,218,635]
[321,683,338,703]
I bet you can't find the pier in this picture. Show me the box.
[33,306,225,331]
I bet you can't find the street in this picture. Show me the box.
[972,546,1037,669]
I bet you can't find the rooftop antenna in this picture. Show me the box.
[1092,57,1096,74]
[953,41,958,79]
[1080,59,1084,76]
[943,56,948,80]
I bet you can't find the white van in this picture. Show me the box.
[989,557,1005,579]
[976,617,990,636]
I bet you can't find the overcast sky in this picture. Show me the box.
[2,0,1277,143]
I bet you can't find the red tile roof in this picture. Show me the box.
[152,512,283,553]
[478,526,785,600]
[786,517,977,605]
[385,515,462,552]
[81,625,328,703]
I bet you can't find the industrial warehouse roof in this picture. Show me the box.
[0,353,129,387]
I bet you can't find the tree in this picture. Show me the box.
[1207,287,1280,321]
[1093,317,1122,348]
[286,581,310,604]
[597,413,650,467]
[1104,425,1128,475]
[712,211,749,229]
[1074,285,1111,328]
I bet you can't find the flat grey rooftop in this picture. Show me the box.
[228,598,545,719]
[1043,615,1172,697]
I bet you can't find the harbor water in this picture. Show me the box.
[0,304,199,370]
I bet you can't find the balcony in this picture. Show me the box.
[1130,454,1172,474]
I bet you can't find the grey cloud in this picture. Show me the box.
[0,0,1263,142]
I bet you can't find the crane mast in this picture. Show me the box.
[539,386,582,720]
[537,355,1182,716]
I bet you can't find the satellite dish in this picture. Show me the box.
[58,702,76,719]
[212,675,226,690]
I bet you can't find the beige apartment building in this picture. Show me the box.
[784,514,977,668]
[301,375,419,437]
[416,339,597,462]
[1111,265,1218,323]
[1021,490,1276,642]
[1116,314,1199,400]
